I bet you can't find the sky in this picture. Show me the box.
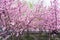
[11,0,60,9]
[20,0,51,8]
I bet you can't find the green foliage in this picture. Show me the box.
[3,33,60,40]
[23,34,34,40]
[38,33,49,40]
[29,2,33,9]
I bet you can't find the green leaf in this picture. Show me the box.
[29,2,33,9]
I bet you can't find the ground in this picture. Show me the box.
[0,32,60,40]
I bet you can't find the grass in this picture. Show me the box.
[0,32,60,40]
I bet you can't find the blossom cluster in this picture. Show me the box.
[0,0,60,37]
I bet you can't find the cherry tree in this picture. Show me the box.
[0,0,60,40]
